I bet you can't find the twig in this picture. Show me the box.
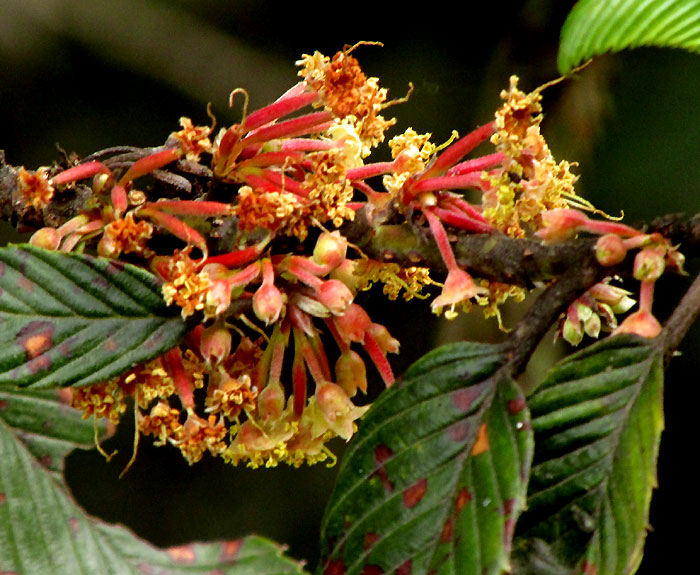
[504,250,606,377]
[342,206,600,287]
[3,147,700,365]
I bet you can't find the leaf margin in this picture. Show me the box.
[318,341,534,575]
[512,334,665,575]
[0,243,187,389]
[558,0,700,74]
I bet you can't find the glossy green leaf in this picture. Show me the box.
[558,0,700,73]
[0,402,308,575]
[0,244,187,388]
[318,342,533,575]
[512,335,663,575]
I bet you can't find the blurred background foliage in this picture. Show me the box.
[0,0,697,572]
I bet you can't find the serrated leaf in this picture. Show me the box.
[558,0,700,74]
[0,411,308,575]
[0,244,186,388]
[318,342,533,575]
[512,335,663,575]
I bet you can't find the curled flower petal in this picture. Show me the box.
[431,269,488,318]
[315,382,370,440]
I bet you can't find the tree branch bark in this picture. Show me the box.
[3,147,700,371]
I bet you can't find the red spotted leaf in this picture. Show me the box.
[0,244,186,388]
[318,342,533,575]
[0,402,308,574]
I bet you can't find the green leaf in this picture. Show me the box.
[0,244,187,388]
[0,395,308,575]
[512,335,664,575]
[558,0,700,74]
[318,342,533,575]
[0,384,107,479]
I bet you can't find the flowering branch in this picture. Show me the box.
[0,47,696,472]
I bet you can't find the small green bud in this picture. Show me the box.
[562,317,583,346]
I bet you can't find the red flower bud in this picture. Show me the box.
[253,258,285,325]
[30,227,62,250]
[536,209,588,242]
[315,279,354,315]
[336,350,368,397]
[200,325,232,367]
[333,303,372,343]
[367,323,400,354]
[313,231,347,270]
[253,283,285,325]
[257,381,287,423]
[51,161,110,186]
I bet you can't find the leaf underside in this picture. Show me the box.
[558,0,700,73]
[318,342,533,575]
[0,388,308,575]
[512,335,664,575]
[0,244,186,388]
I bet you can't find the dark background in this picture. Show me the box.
[1,0,697,572]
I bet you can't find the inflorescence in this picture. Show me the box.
[14,45,683,468]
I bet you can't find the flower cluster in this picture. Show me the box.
[485,76,580,237]
[21,46,681,468]
[27,47,410,468]
[537,209,685,342]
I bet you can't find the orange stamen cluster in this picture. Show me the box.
[99,212,154,258]
[298,49,395,149]
[231,186,305,237]
[169,117,213,161]
[17,166,55,211]
[70,380,126,425]
[160,249,212,319]
[485,76,580,237]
